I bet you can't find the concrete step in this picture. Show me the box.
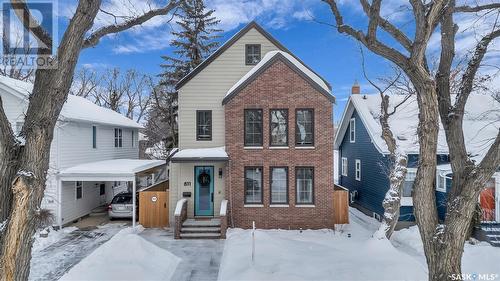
[181,227,221,233]
[180,232,221,239]
[183,219,221,227]
[486,234,500,238]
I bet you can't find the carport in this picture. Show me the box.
[58,159,166,228]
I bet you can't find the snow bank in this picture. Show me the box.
[32,226,78,252]
[60,227,180,281]
[218,222,427,280]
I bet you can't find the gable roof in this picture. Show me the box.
[334,94,499,162]
[175,21,332,91]
[222,51,335,105]
[0,76,143,129]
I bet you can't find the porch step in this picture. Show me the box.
[180,232,221,239]
[182,219,221,227]
[479,224,500,247]
[181,227,221,233]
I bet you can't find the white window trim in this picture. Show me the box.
[401,168,417,206]
[349,118,356,143]
[436,171,449,193]
[114,128,123,148]
[355,159,361,181]
[341,157,348,176]
[75,181,83,200]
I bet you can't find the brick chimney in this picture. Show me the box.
[351,80,360,95]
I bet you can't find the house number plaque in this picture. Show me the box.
[151,196,157,202]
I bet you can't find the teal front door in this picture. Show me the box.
[195,166,214,216]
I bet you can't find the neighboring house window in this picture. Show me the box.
[296,167,314,204]
[196,110,212,141]
[245,44,261,65]
[270,109,288,146]
[245,167,263,204]
[355,159,361,181]
[131,131,135,147]
[436,172,447,192]
[403,169,417,198]
[114,128,122,147]
[296,109,314,146]
[92,126,97,149]
[99,184,106,195]
[244,109,263,146]
[75,181,83,200]
[350,118,356,143]
[341,157,348,176]
[270,167,288,204]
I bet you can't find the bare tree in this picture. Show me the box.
[0,35,35,81]
[0,1,178,280]
[322,1,500,279]
[70,67,102,98]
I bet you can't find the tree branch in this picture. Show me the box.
[455,3,500,13]
[10,0,52,53]
[474,130,500,191]
[83,1,179,49]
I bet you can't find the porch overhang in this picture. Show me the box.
[171,147,228,163]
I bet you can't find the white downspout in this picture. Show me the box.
[57,177,63,229]
[132,178,136,228]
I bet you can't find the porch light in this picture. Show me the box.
[219,168,223,178]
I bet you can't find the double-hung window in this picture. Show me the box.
[245,167,263,204]
[244,109,263,146]
[350,118,356,143]
[245,44,261,65]
[270,167,288,204]
[436,171,448,192]
[114,128,122,148]
[296,167,314,204]
[196,110,212,141]
[76,181,83,199]
[295,109,314,146]
[402,169,417,206]
[341,157,348,176]
[270,109,288,146]
[92,126,97,149]
[355,159,361,181]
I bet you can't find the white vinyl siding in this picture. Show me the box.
[177,27,281,149]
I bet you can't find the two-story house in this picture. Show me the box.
[169,21,336,236]
[0,76,166,228]
[335,85,500,245]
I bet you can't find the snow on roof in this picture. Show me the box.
[171,147,228,162]
[59,159,165,178]
[336,94,499,162]
[225,51,331,98]
[0,76,142,129]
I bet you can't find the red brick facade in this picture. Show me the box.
[224,59,335,229]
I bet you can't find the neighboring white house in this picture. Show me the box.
[0,76,166,227]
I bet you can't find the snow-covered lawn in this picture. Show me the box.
[60,226,180,281]
[218,208,500,281]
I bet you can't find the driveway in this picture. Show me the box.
[140,229,225,281]
[29,222,126,281]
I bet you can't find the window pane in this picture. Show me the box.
[296,110,313,145]
[246,45,261,65]
[245,168,262,203]
[271,168,287,203]
[296,168,313,204]
[403,171,416,197]
[270,110,288,146]
[197,111,212,140]
[245,110,263,146]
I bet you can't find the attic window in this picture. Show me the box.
[349,118,356,143]
[245,44,261,65]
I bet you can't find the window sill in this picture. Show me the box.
[401,197,413,206]
[269,146,289,149]
[295,204,315,208]
[270,204,289,207]
[295,146,315,149]
[244,204,264,208]
[244,146,263,150]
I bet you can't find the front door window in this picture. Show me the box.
[480,178,496,222]
[195,166,214,216]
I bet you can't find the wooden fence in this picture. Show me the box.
[333,185,349,224]
[139,181,169,228]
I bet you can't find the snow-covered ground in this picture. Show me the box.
[218,208,500,281]
[60,226,180,281]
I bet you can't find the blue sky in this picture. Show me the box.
[56,0,499,122]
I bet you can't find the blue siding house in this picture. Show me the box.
[335,90,499,230]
